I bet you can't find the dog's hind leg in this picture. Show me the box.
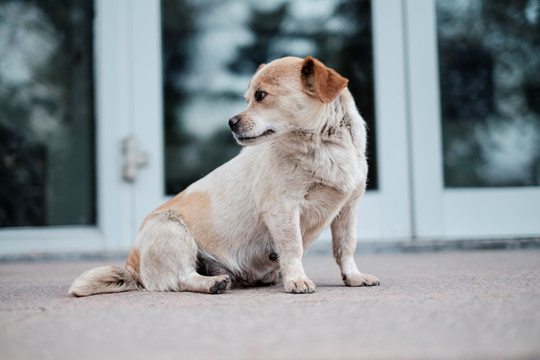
[138,210,231,294]
[179,271,231,294]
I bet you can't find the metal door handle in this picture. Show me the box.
[122,136,149,182]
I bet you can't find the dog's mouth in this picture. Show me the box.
[235,129,276,143]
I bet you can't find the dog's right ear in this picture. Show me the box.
[301,56,348,103]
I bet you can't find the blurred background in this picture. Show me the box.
[0,0,539,255]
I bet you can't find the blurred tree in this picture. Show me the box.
[437,0,540,187]
[227,3,289,75]
[161,0,195,146]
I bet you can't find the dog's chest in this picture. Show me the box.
[289,140,360,194]
[299,182,346,239]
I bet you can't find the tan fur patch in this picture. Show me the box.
[169,192,214,240]
[255,57,303,89]
[142,191,220,255]
[126,247,141,276]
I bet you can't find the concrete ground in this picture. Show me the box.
[1,249,539,360]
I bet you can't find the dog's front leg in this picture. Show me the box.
[331,200,380,287]
[264,209,315,294]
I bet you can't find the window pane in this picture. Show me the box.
[0,0,95,227]
[437,0,540,187]
[162,0,377,194]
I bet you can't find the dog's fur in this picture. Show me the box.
[69,56,379,297]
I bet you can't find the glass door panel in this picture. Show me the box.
[437,0,540,188]
[406,0,540,238]
[0,0,95,228]
[1,0,145,255]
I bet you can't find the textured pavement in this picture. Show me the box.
[1,249,540,360]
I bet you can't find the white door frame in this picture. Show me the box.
[131,0,165,235]
[404,0,540,238]
[367,0,413,241]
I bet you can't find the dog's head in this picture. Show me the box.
[229,56,349,146]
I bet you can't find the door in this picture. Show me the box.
[0,0,162,255]
[405,0,540,238]
[0,0,109,254]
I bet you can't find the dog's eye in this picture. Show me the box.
[254,91,267,102]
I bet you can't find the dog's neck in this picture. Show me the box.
[268,90,367,192]
[280,90,366,151]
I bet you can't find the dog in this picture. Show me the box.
[69,56,380,296]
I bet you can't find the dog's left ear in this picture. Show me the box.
[256,63,266,73]
[300,56,348,103]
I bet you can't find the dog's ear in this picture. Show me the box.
[300,56,348,103]
[256,63,266,73]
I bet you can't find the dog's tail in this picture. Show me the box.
[68,266,139,297]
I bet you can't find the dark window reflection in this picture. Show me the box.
[437,0,540,187]
[162,0,377,194]
[0,0,95,227]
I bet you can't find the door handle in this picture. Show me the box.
[122,136,149,182]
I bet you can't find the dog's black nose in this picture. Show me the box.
[228,116,240,131]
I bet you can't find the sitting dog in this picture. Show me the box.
[69,56,380,296]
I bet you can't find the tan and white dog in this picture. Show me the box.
[69,56,379,296]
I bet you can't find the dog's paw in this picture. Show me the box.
[284,278,316,294]
[209,275,232,294]
[342,272,380,287]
